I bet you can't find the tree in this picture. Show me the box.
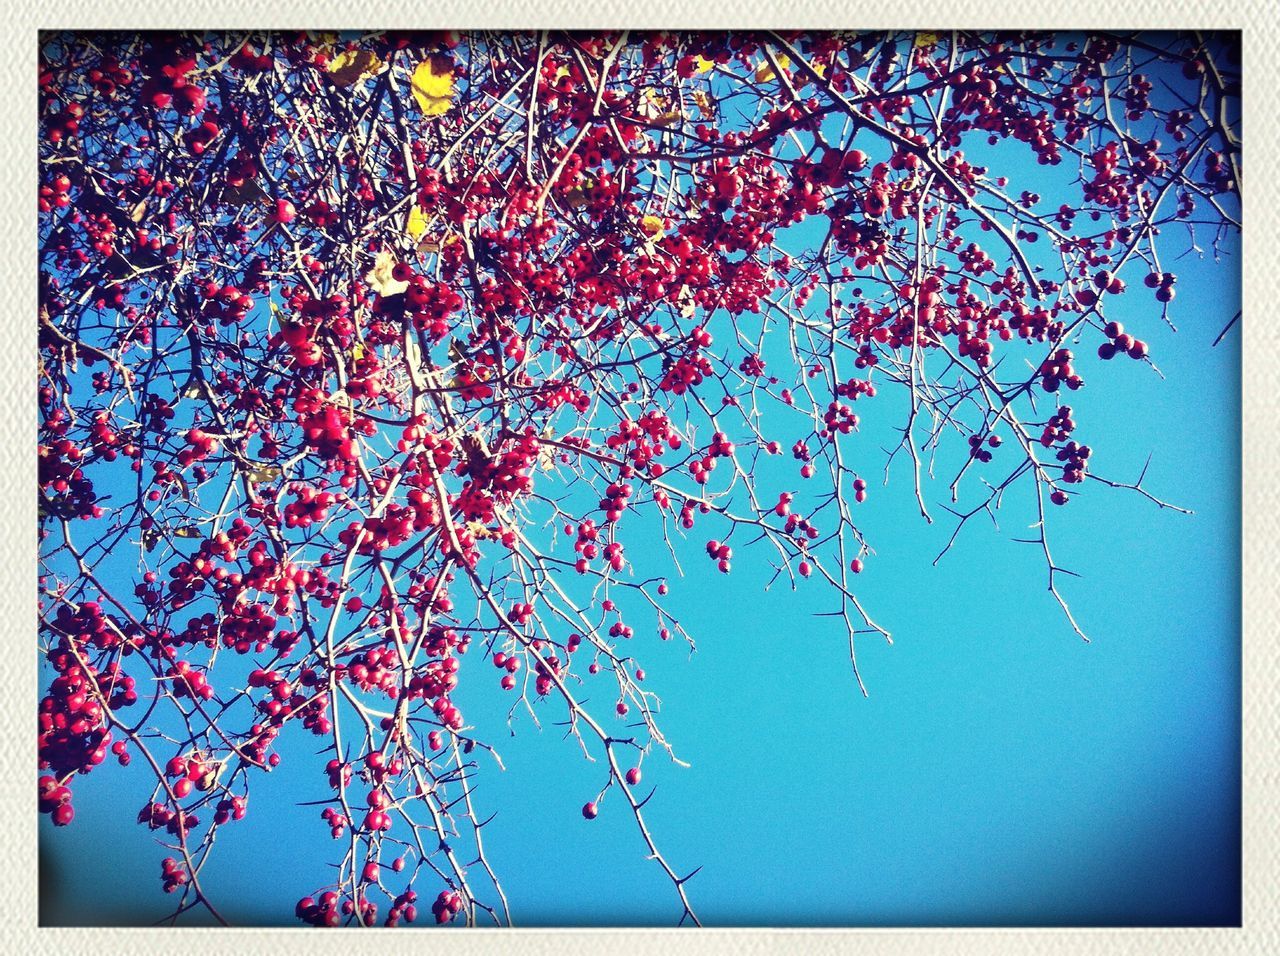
[37,29,1241,927]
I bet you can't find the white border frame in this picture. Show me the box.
[7,6,1273,954]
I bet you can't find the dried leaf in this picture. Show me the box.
[309,32,341,53]
[411,57,456,116]
[637,89,681,125]
[365,250,409,297]
[466,520,500,541]
[676,284,696,318]
[693,89,716,118]
[173,525,202,538]
[222,176,267,206]
[195,760,225,792]
[537,431,558,472]
[246,463,283,483]
[327,48,383,87]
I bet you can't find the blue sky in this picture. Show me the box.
[40,34,1241,928]
[42,227,1241,927]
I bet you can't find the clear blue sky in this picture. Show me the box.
[40,36,1241,929]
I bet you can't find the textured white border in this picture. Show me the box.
[7,5,1272,954]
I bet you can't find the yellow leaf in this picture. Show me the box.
[915,33,940,48]
[466,520,499,541]
[247,463,283,483]
[327,49,383,87]
[564,177,593,210]
[755,54,790,83]
[406,205,430,240]
[792,60,827,90]
[640,215,665,239]
[173,525,202,538]
[693,89,716,118]
[412,57,456,116]
[692,54,714,74]
[351,341,367,362]
[310,32,341,53]
[637,89,679,125]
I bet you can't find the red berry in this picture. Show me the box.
[173,84,206,116]
[271,199,297,224]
